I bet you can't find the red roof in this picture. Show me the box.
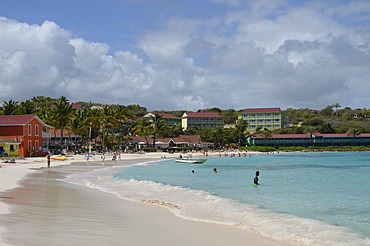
[253,134,310,139]
[314,133,370,138]
[159,113,181,119]
[0,114,38,126]
[183,112,222,118]
[243,108,281,113]
[72,104,82,110]
[130,135,201,144]
[252,133,370,139]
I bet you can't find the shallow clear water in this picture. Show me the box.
[65,152,370,246]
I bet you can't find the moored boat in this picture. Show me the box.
[175,156,207,164]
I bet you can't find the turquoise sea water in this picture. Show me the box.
[64,152,370,246]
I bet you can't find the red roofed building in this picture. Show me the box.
[181,112,224,130]
[130,135,213,149]
[239,107,283,131]
[0,114,53,157]
[251,133,370,147]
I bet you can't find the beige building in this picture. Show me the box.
[181,112,224,130]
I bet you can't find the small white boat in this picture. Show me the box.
[175,155,207,164]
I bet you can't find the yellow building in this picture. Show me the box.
[0,137,20,157]
[239,107,283,132]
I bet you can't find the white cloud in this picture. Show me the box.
[1,1,370,111]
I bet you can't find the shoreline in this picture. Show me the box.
[0,151,288,246]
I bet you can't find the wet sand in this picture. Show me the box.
[0,161,288,246]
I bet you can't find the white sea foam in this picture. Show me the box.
[63,165,370,246]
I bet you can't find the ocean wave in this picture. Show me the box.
[63,166,370,246]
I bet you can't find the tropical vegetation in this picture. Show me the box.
[1,98,370,152]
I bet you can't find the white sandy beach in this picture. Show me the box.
[0,151,289,246]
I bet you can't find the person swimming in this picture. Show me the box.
[254,171,260,185]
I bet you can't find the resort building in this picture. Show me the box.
[130,135,213,150]
[0,114,53,157]
[239,107,283,132]
[47,129,82,152]
[143,112,182,126]
[181,112,224,130]
[251,133,370,147]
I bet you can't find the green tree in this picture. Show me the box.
[320,123,335,134]
[212,128,225,149]
[150,114,166,148]
[233,120,247,146]
[19,100,35,114]
[331,103,341,116]
[347,127,361,145]
[259,128,272,139]
[67,108,89,151]
[132,119,152,146]
[305,126,316,146]
[53,96,72,149]
[222,109,238,124]
[161,124,183,138]
[1,99,19,115]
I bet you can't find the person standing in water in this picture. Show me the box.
[254,171,260,185]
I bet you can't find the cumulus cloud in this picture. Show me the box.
[1,1,370,111]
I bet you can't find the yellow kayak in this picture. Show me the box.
[50,155,68,161]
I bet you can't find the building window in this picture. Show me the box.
[28,140,32,152]
[35,140,39,152]
[35,125,39,136]
[28,124,32,136]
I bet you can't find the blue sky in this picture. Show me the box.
[1,0,370,111]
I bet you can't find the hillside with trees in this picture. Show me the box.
[1,97,370,151]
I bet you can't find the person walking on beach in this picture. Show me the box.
[254,171,260,185]
[46,152,51,168]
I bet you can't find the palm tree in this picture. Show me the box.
[305,126,316,146]
[320,123,335,134]
[19,100,35,114]
[347,127,361,146]
[259,129,272,144]
[99,106,116,151]
[53,96,72,149]
[150,114,165,148]
[132,119,152,147]
[212,128,225,149]
[1,99,19,115]
[331,103,341,116]
[113,104,131,123]
[233,120,247,146]
[67,108,89,152]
